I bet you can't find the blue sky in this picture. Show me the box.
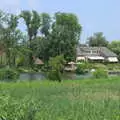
[0,0,120,43]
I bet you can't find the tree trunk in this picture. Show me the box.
[6,50,11,67]
[29,37,34,69]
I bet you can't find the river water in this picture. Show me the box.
[19,71,120,81]
[19,72,46,81]
[19,72,92,81]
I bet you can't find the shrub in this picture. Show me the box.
[90,63,107,70]
[41,65,49,72]
[76,63,88,74]
[0,68,19,81]
[48,55,65,82]
[93,69,108,79]
[17,67,27,72]
[47,70,61,81]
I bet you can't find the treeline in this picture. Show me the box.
[0,9,120,69]
[0,10,82,68]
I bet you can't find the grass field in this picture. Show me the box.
[0,77,120,120]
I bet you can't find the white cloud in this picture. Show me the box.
[0,0,21,14]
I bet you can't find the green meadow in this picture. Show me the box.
[0,77,120,120]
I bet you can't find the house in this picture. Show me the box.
[76,47,118,63]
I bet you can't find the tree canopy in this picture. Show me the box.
[49,12,82,61]
[87,32,108,47]
[108,40,120,60]
[0,10,82,68]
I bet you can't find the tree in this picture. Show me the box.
[30,37,48,61]
[48,12,82,62]
[20,10,41,66]
[108,40,120,60]
[0,10,29,67]
[31,12,82,63]
[40,13,51,37]
[0,10,7,29]
[32,13,51,62]
[0,12,20,67]
[0,10,82,69]
[87,32,108,47]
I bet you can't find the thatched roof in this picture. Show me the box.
[34,58,44,65]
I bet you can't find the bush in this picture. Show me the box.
[48,55,65,82]
[17,67,27,72]
[0,68,19,81]
[76,63,88,74]
[106,63,120,70]
[93,69,108,79]
[92,63,107,70]
[47,70,61,82]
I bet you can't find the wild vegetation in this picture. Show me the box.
[0,10,81,67]
[0,10,83,81]
[0,77,120,120]
[87,32,109,47]
[0,8,120,120]
[0,9,119,81]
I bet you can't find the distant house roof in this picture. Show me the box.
[77,47,117,57]
[77,47,100,56]
[100,47,117,57]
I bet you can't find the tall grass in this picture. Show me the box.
[0,77,120,120]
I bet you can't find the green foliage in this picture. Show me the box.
[47,70,61,81]
[0,94,38,120]
[0,68,19,81]
[93,68,108,79]
[106,63,120,70]
[108,40,120,61]
[0,10,82,69]
[90,63,107,70]
[87,32,108,47]
[41,13,51,36]
[17,67,30,73]
[20,10,41,67]
[76,63,88,74]
[0,78,120,119]
[32,12,82,63]
[0,12,22,67]
[48,55,65,82]
[16,56,25,66]
[20,10,41,39]
[49,12,82,61]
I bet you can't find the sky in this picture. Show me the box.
[0,0,120,43]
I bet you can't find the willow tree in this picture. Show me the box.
[41,13,51,37]
[0,11,20,67]
[20,10,41,67]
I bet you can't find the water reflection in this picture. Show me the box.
[19,73,46,81]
